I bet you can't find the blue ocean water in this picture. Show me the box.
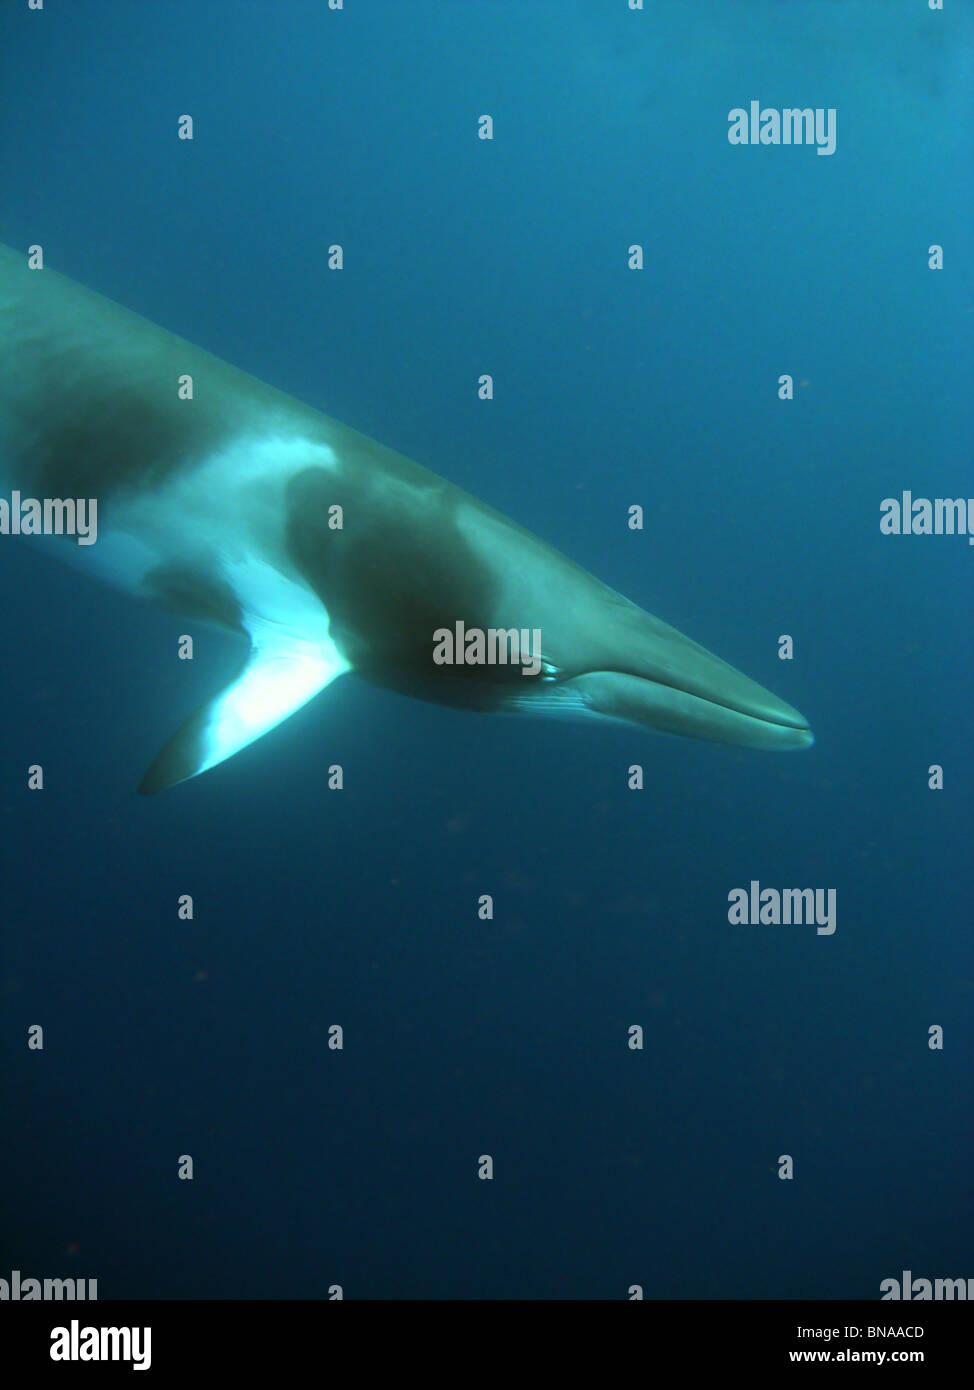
[1,0,971,1300]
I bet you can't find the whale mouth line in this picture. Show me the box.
[636,673,811,731]
[569,668,814,738]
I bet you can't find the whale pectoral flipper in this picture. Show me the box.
[138,622,350,794]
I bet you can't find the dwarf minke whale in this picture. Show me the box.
[0,244,813,792]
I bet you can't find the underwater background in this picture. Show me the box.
[1,0,972,1299]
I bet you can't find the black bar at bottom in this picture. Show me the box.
[2,1299,969,1376]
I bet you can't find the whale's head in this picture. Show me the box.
[285,462,813,752]
[534,639,814,751]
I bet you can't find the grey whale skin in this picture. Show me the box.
[0,244,813,792]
